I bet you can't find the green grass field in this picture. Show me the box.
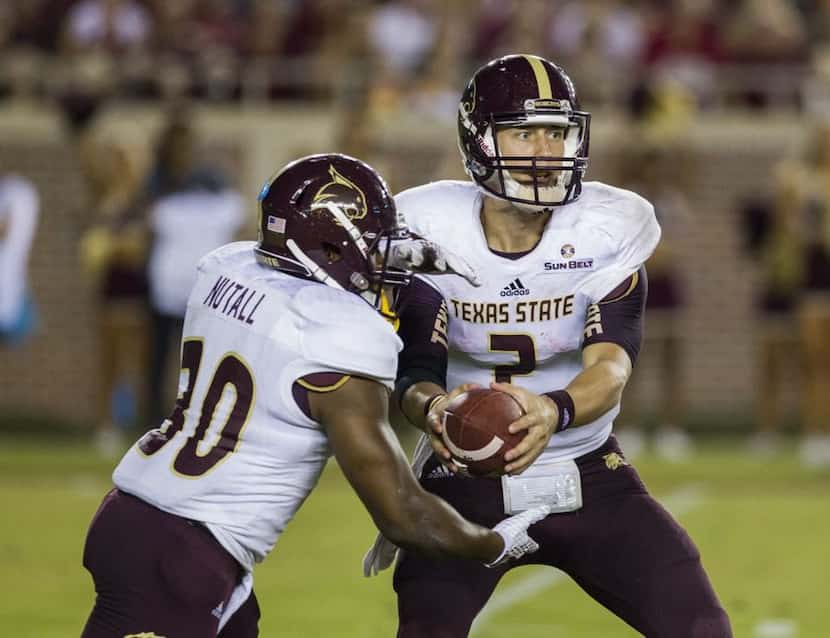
[1,434,827,637]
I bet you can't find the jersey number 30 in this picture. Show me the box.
[138,339,255,477]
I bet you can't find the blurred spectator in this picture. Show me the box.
[331,6,377,159]
[503,0,548,55]
[795,121,830,467]
[802,0,830,45]
[368,0,438,78]
[720,0,808,108]
[740,164,804,457]
[803,40,830,115]
[242,0,335,101]
[721,0,807,64]
[0,174,39,346]
[146,191,244,424]
[0,0,825,111]
[616,145,692,461]
[545,0,650,104]
[148,0,202,59]
[626,71,697,146]
[243,0,288,58]
[77,135,149,457]
[186,0,246,101]
[366,0,440,112]
[468,0,515,64]
[143,110,242,424]
[743,121,830,467]
[191,0,244,52]
[0,0,70,53]
[643,0,723,109]
[408,2,466,123]
[60,0,152,54]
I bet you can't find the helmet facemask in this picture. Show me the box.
[463,103,590,213]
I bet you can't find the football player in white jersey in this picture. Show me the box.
[372,55,732,636]
[80,154,551,638]
[0,174,39,345]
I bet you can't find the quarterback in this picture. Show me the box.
[80,154,550,637]
[371,55,732,636]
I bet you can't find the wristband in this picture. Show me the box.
[545,390,575,433]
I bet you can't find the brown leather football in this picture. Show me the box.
[441,388,526,476]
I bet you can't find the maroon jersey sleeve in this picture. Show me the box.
[394,276,450,403]
[582,266,647,365]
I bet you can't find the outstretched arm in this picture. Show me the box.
[311,375,506,562]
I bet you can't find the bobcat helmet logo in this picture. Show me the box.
[312,165,367,222]
[560,243,575,258]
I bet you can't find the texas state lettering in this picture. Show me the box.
[448,294,575,324]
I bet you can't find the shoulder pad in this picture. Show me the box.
[395,180,477,238]
[290,285,402,389]
[197,241,256,274]
[577,183,661,302]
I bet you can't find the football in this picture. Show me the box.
[441,388,526,476]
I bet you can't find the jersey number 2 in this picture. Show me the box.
[139,339,255,477]
[490,334,536,383]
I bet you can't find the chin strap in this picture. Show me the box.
[285,201,372,292]
[311,202,370,258]
[286,239,345,290]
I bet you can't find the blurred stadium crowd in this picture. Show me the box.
[1,0,830,114]
[1,0,830,468]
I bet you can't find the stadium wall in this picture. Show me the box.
[0,105,803,431]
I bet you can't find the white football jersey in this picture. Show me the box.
[114,241,401,571]
[397,180,660,461]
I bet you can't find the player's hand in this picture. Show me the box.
[387,238,481,287]
[486,504,552,567]
[490,382,559,475]
[425,383,480,472]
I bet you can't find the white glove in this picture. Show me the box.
[387,239,481,287]
[486,504,552,568]
[362,534,399,577]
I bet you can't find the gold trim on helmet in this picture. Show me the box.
[524,55,553,100]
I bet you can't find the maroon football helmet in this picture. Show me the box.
[255,154,410,309]
[457,54,590,211]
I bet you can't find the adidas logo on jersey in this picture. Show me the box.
[425,464,454,479]
[500,278,530,297]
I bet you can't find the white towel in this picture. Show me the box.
[217,570,254,632]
